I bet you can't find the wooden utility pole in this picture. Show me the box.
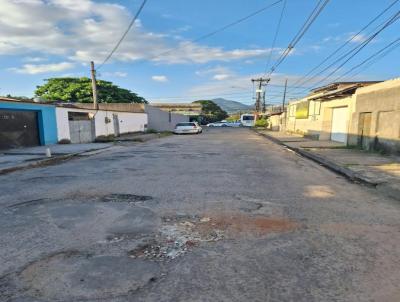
[251,77,269,119]
[90,61,98,110]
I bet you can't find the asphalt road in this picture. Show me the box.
[1,128,400,302]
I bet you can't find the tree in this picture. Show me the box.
[35,77,147,103]
[193,100,228,124]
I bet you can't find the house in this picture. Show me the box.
[150,103,202,121]
[0,97,58,149]
[348,78,400,153]
[55,103,147,143]
[145,105,189,132]
[286,81,380,143]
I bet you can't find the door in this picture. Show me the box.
[331,107,348,143]
[358,112,372,149]
[68,112,94,144]
[0,109,40,149]
[113,114,120,137]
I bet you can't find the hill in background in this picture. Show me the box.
[211,98,252,114]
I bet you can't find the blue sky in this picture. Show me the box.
[0,0,399,105]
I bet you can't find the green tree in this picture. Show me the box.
[193,100,228,124]
[35,77,147,103]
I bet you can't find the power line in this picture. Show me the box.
[144,0,283,63]
[147,90,301,101]
[267,0,330,77]
[97,0,148,69]
[305,10,400,90]
[264,0,287,74]
[287,0,400,91]
[333,36,400,82]
[347,40,400,79]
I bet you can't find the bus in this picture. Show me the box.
[240,114,255,127]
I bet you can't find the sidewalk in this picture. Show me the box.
[255,129,400,201]
[0,132,173,175]
[0,143,112,175]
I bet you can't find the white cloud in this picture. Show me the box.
[0,0,279,66]
[101,71,127,77]
[213,74,231,80]
[152,75,168,82]
[195,66,231,76]
[9,62,74,74]
[23,56,48,62]
[350,33,367,43]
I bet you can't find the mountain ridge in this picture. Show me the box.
[211,98,252,113]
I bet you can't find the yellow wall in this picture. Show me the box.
[286,95,354,141]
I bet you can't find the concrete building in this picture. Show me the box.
[348,78,400,153]
[150,103,202,121]
[145,105,189,132]
[286,82,380,143]
[0,98,58,149]
[56,103,147,143]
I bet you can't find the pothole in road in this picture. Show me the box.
[15,250,161,301]
[128,215,224,262]
[101,194,153,203]
[127,213,298,262]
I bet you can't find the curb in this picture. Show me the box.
[253,129,378,187]
[0,146,112,176]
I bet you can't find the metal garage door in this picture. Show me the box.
[68,112,95,144]
[0,109,40,149]
[331,107,348,143]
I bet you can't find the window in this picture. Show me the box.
[176,122,195,127]
[242,115,254,121]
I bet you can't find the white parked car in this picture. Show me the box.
[173,122,202,134]
[206,121,228,127]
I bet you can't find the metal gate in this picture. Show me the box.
[358,112,372,149]
[68,112,95,144]
[331,107,348,143]
[0,109,40,149]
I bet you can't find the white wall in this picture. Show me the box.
[56,107,70,141]
[55,107,147,141]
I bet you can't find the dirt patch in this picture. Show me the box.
[196,213,299,236]
[101,194,153,203]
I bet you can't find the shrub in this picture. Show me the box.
[254,118,269,128]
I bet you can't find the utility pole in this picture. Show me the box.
[251,77,269,118]
[90,61,98,110]
[262,90,266,113]
[282,78,288,129]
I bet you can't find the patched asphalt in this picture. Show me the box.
[1,128,400,302]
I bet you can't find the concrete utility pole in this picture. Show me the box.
[90,61,98,110]
[251,77,270,118]
[262,90,266,113]
[282,78,288,129]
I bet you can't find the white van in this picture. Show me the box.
[240,114,255,127]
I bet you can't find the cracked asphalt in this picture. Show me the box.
[1,128,400,302]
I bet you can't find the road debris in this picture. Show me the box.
[128,216,224,261]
